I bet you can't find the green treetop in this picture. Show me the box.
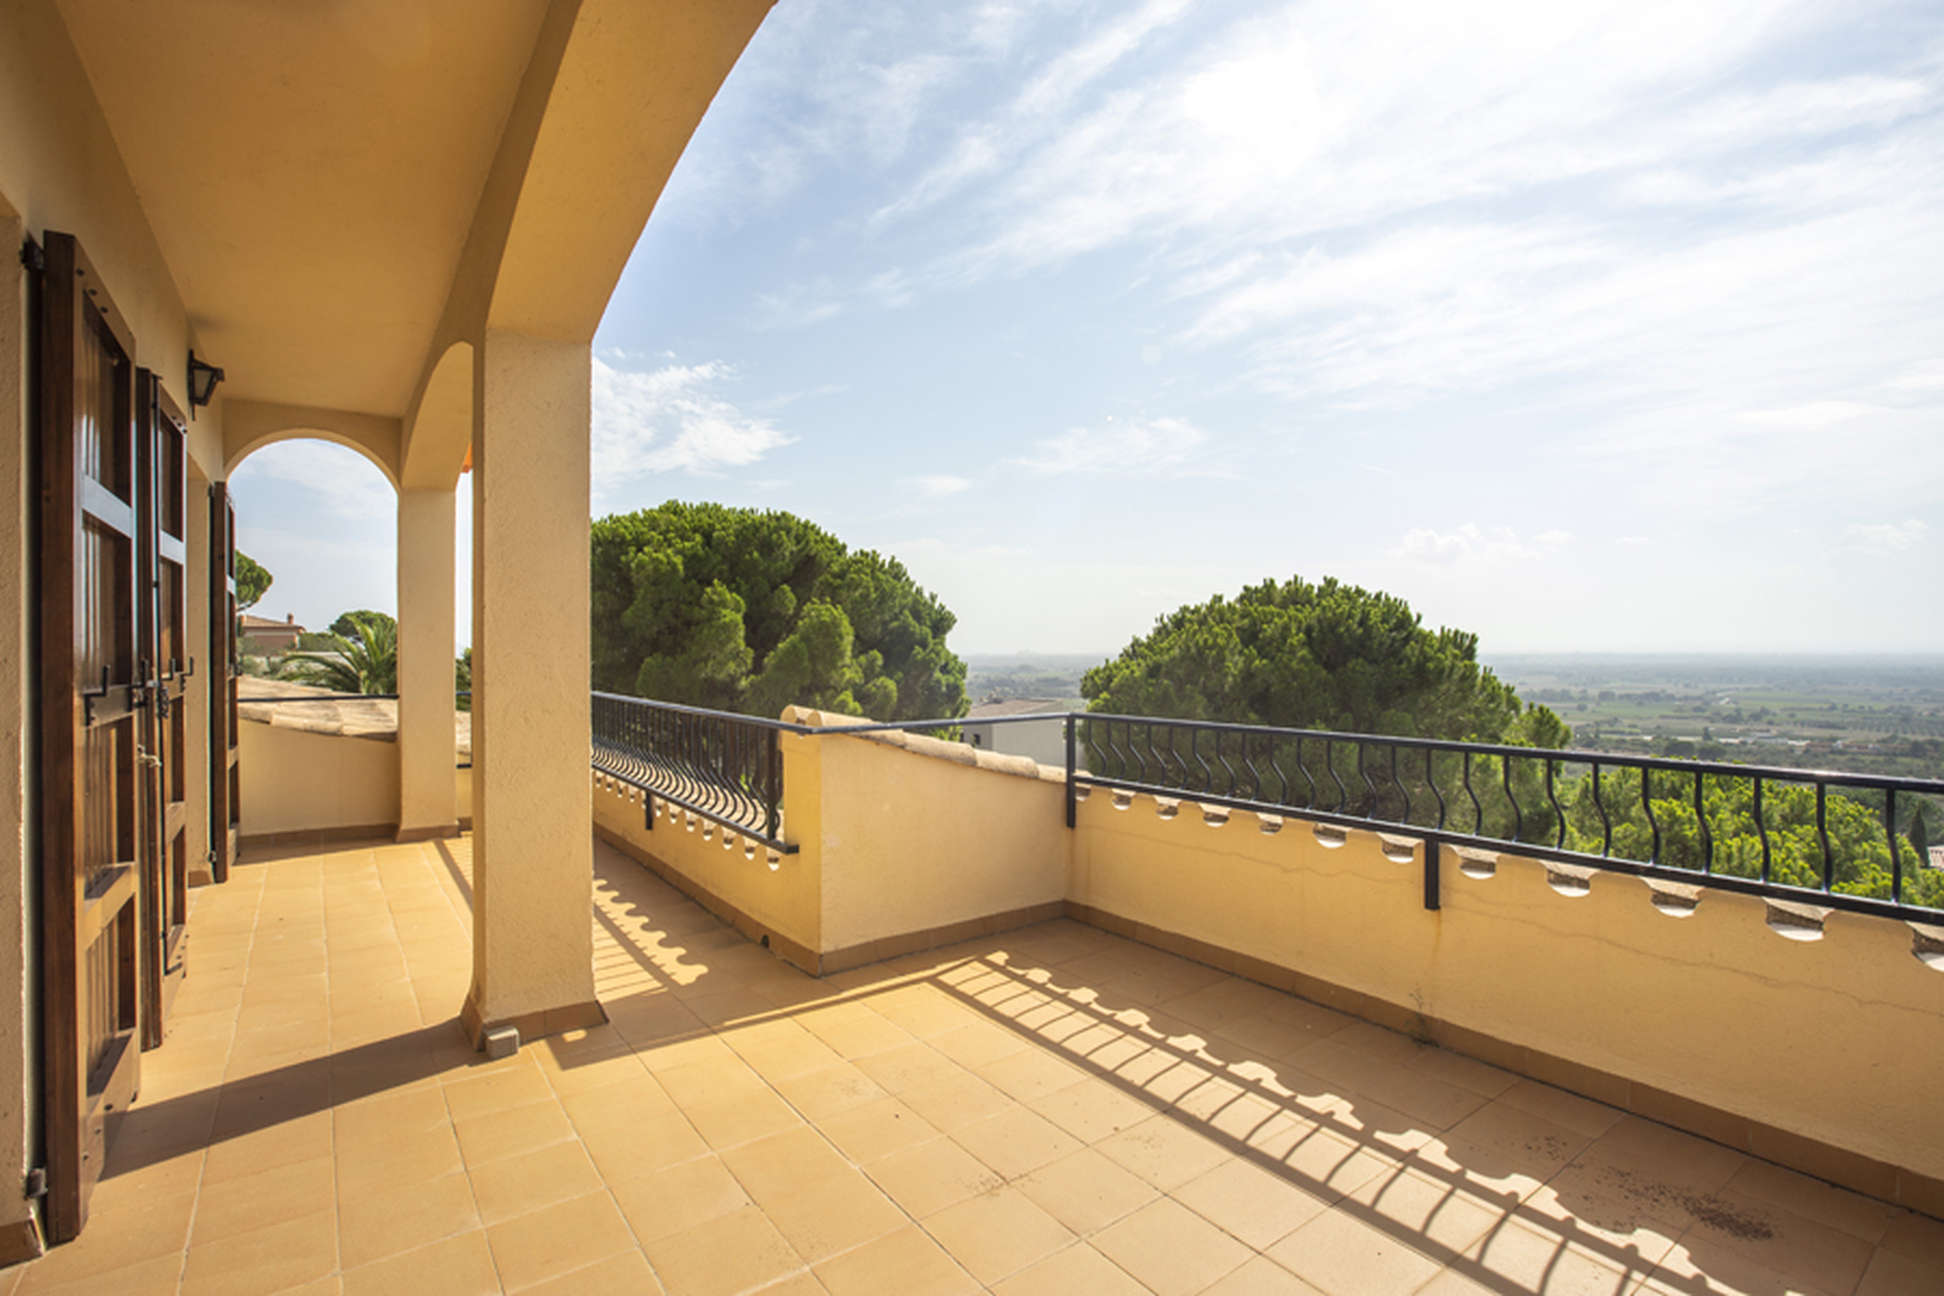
[591,502,967,722]
[234,551,272,611]
[1083,575,1563,743]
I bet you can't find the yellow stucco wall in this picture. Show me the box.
[238,721,399,840]
[1068,789,1944,1187]
[804,727,1069,955]
[592,774,822,960]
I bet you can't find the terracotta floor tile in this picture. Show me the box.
[951,1105,1083,1180]
[718,1126,851,1203]
[1097,1113,1234,1190]
[514,1248,661,1295]
[441,1063,555,1123]
[1201,1255,1330,1295]
[465,1139,606,1225]
[609,1155,751,1245]
[337,1166,482,1269]
[680,1089,804,1150]
[1722,1158,1896,1245]
[338,1231,501,1296]
[1458,1216,1650,1296]
[812,1226,977,1296]
[1175,1156,1336,1250]
[922,1187,1076,1285]
[1341,1164,1510,1259]
[852,1042,962,1095]
[639,1204,805,1296]
[177,1206,337,1296]
[557,1076,679,1132]
[452,1097,576,1168]
[483,1190,636,1292]
[1879,1208,1944,1261]
[1855,1246,1944,1296]
[1030,1077,1155,1143]
[334,1122,465,1197]
[816,1096,939,1163]
[895,1069,1014,1133]
[190,1153,336,1245]
[990,1242,1148,1294]
[1093,1196,1253,1296]
[1267,1208,1443,1296]
[36,836,1916,1296]
[198,1107,334,1186]
[865,1137,1003,1218]
[576,1111,711,1182]
[1015,1147,1160,1235]
[768,1064,888,1122]
[15,1190,195,1287]
[759,1168,907,1263]
[15,1252,186,1296]
[1669,1188,1878,1296]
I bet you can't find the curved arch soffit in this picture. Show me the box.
[400,340,473,491]
[226,428,401,492]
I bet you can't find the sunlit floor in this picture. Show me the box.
[10,834,1939,1295]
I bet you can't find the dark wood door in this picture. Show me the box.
[136,372,190,1046]
[209,482,238,882]
[37,232,144,1244]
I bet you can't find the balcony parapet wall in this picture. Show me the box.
[1069,785,1944,1213]
[597,714,1944,1215]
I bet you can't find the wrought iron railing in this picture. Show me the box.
[580,697,1944,921]
[1071,713,1944,921]
[592,693,793,852]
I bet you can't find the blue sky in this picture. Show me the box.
[234,0,1944,658]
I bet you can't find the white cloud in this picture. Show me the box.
[1391,525,1572,565]
[229,440,391,521]
[590,357,793,495]
[1737,402,1887,429]
[909,474,973,497]
[1012,417,1213,475]
[1846,520,1930,554]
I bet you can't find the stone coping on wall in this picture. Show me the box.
[782,705,1062,784]
[237,677,471,757]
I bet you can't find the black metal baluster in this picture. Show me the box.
[1817,783,1832,894]
[1502,753,1522,843]
[1427,747,1446,832]
[1885,788,1899,904]
[1462,751,1481,836]
[1695,770,1712,874]
[1755,777,1771,883]
[1642,766,1660,865]
[1546,758,1564,849]
[1593,762,1611,857]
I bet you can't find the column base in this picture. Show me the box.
[459,990,608,1051]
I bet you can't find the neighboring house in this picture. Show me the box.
[239,612,305,656]
[1929,845,1944,872]
[963,697,1069,768]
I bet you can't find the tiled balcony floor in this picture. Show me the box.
[10,835,1940,1296]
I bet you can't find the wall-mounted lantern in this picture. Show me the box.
[187,350,226,410]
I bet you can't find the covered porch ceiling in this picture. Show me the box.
[55,0,772,429]
[57,0,550,416]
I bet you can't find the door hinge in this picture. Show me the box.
[23,1167,45,1200]
[18,237,43,273]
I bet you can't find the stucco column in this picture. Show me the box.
[396,486,458,840]
[460,329,602,1047]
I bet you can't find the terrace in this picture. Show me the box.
[4,2,1942,1290]
[10,697,1939,1293]
[14,829,1941,1295]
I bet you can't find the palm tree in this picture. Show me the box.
[277,612,397,694]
